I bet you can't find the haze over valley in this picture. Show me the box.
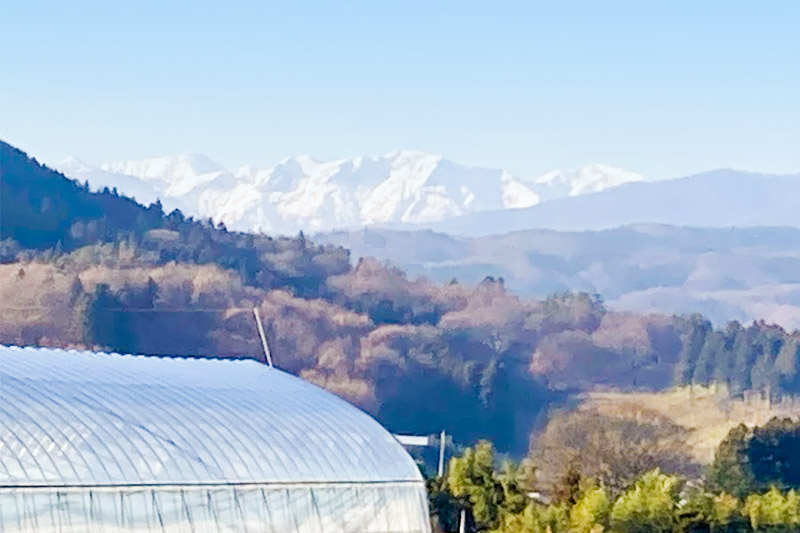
[319,225,800,330]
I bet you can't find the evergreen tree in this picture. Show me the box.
[675,314,712,385]
[447,441,503,529]
[707,424,756,498]
[610,469,680,533]
[86,283,133,352]
[709,418,800,497]
[744,487,800,532]
[568,486,610,533]
[748,418,800,491]
[446,441,530,531]
[693,330,723,385]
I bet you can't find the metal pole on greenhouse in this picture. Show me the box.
[253,307,274,367]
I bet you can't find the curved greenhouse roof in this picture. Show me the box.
[0,345,422,487]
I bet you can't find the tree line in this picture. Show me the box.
[430,418,800,532]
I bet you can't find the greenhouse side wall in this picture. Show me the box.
[0,482,430,532]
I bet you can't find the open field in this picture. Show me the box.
[582,385,800,463]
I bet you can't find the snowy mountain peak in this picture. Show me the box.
[532,164,644,201]
[102,153,226,184]
[57,156,95,174]
[280,154,317,167]
[57,151,643,235]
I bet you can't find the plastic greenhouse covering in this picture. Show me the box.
[0,346,431,532]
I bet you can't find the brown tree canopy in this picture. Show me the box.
[529,406,699,497]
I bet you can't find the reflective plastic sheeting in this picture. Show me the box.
[0,483,430,532]
[0,346,431,532]
[0,346,422,486]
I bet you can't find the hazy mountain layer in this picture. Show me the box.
[317,225,800,330]
[423,169,800,236]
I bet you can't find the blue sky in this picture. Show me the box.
[2,1,798,179]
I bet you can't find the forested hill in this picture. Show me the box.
[0,139,352,297]
[2,140,800,455]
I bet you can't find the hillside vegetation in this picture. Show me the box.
[3,140,800,456]
[432,434,800,533]
[578,386,800,464]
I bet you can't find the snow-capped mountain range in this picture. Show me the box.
[55,152,643,235]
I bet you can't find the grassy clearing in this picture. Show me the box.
[582,385,800,463]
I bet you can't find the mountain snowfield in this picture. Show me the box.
[56,152,643,234]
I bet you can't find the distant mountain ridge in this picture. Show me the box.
[317,224,800,330]
[56,152,642,234]
[423,169,800,236]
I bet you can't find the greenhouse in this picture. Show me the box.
[0,345,431,532]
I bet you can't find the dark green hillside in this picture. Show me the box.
[0,139,351,296]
